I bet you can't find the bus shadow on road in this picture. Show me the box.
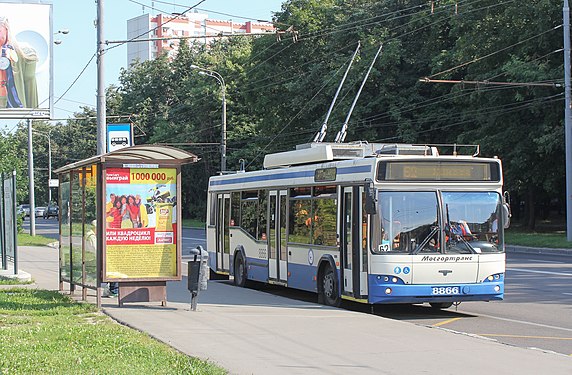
[167,277,478,320]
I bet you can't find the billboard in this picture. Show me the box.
[0,1,52,119]
[104,167,178,280]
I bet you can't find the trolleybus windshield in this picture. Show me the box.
[371,191,504,254]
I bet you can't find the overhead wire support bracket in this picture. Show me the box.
[419,77,562,88]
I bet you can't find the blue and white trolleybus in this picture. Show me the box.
[206,142,510,308]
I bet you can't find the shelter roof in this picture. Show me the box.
[54,145,199,174]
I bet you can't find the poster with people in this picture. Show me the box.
[105,167,178,280]
[0,1,52,118]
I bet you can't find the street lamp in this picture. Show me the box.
[190,64,227,173]
[33,130,53,204]
[54,29,69,45]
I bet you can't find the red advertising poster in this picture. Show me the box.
[105,167,178,279]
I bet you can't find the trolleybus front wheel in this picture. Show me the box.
[321,265,341,307]
[430,302,453,309]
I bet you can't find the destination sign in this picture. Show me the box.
[377,161,500,182]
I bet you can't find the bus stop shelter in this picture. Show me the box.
[54,145,198,307]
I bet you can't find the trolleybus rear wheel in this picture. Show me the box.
[321,265,341,307]
[234,253,247,287]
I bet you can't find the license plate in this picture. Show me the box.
[431,286,460,295]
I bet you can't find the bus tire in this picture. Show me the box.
[321,264,341,307]
[430,302,453,309]
[234,253,248,287]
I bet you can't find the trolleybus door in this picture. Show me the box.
[268,190,287,283]
[216,194,231,273]
[341,186,361,297]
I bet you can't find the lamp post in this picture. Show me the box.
[190,65,227,173]
[33,130,53,204]
[54,29,69,45]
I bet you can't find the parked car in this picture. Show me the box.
[17,204,30,217]
[35,206,46,218]
[43,205,59,219]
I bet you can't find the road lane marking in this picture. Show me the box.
[563,293,572,296]
[478,334,572,340]
[506,268,572,277]
[432,317,462,327]
[520,259,566,264]
[458,311,572,333]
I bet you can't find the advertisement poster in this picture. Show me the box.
[105,167,178,279]
[0,1,52,118]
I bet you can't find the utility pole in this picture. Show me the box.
[27,119,35,236]
[564,0,572,241]
[96,0,106,155]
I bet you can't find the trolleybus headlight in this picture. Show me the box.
[487,275,494,281]
[494,274,500,280]
[385,288,392,295]
[392,277,398,283]
[494,285,500,292]
[384,276,389,282]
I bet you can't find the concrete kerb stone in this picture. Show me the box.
[505,245,572,257]
[0,268,32,283]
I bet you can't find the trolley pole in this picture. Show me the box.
[564,0,572,241]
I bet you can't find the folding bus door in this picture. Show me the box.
[268,190,288,283]
[340,186,362,297]
[216,193,231,273]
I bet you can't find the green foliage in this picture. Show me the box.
[7,0,555,228]
[0,289,226,374]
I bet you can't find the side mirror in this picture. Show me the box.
[502,203,511,229]
[502,191,511,229]
[364,179,377,215]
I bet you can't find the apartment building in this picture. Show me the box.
[127,11,274,66]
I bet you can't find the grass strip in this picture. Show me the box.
[505,229,572,249]
[0,289,226,374]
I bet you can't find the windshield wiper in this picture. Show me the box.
[453,232,478,254]
[411,225,439,255]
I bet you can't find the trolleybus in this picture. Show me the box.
[206,142,510,308]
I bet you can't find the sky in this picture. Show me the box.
[45,0,284,122]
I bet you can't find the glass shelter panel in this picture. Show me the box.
[59,175,71,282]
[71,171,83,285]
[83,165,98,287]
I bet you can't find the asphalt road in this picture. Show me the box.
[24,218,572,356]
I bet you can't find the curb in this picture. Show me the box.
[505,245,572,257]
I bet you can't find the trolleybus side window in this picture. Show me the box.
[241,191,258,239]
[208,193,216,226]
[230,192,240,226]
[288,186,337,246]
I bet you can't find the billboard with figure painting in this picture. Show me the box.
[0,1,52,119]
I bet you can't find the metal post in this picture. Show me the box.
[27,119,35,236]
[564,0,572,241]
[190,65,227,173]
[221,87,227,172]
[47,135,52,203]
[96,0,106,155]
